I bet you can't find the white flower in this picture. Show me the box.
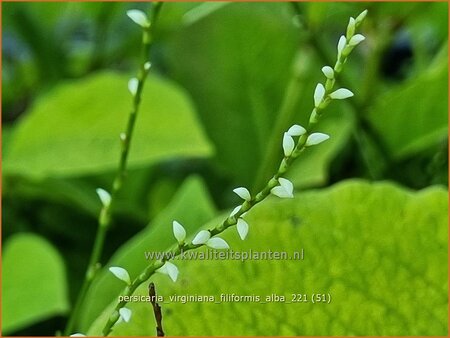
[314,83,325,107]
[156,261,179,282]
[127,9,150,28]
[119,307,132,323]
[144,62,152,71]
[172,220,186,244]
[282,132,295,157]
[229,206,241,218]
[306,133,330,146]
[270,177,294,199]
[329,88,354,100]
[321,66,334,79]
[192,230,211,245]
[96,188,111,207]
[337,35,347,57]
[355,9,368,25]
[109,266,131,285]
[287,124,306,136]
[236,218,249,240]
[206,237,230,249]
[128,78,139,96]
[233,187,251,201]
[70,334,86,337]
[346,17,355,38]
[348,34,365,46]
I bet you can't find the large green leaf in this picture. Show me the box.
[88,180,447,335]
[166,2,299,186]
[4,72,212,178]
[78,175,216,331]
[367,55,448,160]
[2,233,69,334]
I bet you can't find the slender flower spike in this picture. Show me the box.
[172,221,186,244]
[127,9,150,28]
[337,35,347,57]
[230,205,241,218]
[287,124,306,136]
[306,133,330,146]
[233,187,251,201]
[156,261,179,282]
[70,334,86,337]
[283,132,295,157]
[348,34,365,47]
[321,66,334,79]
[192,230,211,245]
[236,218,249,240]
[329,88,354,100]
[96,188,111,207]
[206,237,230,249]
[109,266,131,285]
[128,78,139,96]
[271,177,294,199]
[119,307,132,323]
[314,83,325,107]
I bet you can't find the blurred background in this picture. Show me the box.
[2,1,448,336]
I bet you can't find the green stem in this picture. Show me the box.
[64,4,162,335]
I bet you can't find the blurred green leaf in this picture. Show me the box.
[2,233,69,334]
[78,175,216,331]
[166,2,299,186]
[88,180,447,335]
[4,72,212,178]
[367,49,448,160]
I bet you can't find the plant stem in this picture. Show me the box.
[64,4,162,335]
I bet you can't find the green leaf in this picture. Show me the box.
[4,71,212,178]
[88,180,447,335]
[78,175,216,331]
[166,3,299,186]
[2,233,69,334]
[367,57,448,160]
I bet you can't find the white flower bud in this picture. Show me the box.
[355,9,368,25]
[236,218,249,240]
[229,205,241,218]
[70,334,86,337]
[314,83,325,107]
[306,133,330,146]
[270,177,294,199]
[337,35,347,57]
[287,124,306,136]
[144,62,152,71]
[192,230,211,245]
[109,266,131,285]
[329,88,354,100]
[119,307,132,323]
[233,187,251,201]
[206,237,230,249]
[156,261,179,282]
[172,220,186,244]
[128,78,139,96]
[321,66,334,79]
[346,17,355,38]
[348,34,365,46]
[282,132,295,157]
[96,188,111,207]
[127,9,150,28]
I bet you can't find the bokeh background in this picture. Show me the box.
[2,2,448,336]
